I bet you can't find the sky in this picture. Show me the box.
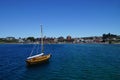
[0,0,120,38]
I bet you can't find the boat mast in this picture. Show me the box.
[41,25,44,53]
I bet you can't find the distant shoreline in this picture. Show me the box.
[0,42,120,45]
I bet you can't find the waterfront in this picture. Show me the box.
[0,44,120,80]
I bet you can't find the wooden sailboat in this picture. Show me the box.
[26,25,51,65]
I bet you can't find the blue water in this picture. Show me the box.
[0,44,120,80]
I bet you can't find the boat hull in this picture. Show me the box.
[26,54,51,66]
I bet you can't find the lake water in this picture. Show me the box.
[0,44,120,80]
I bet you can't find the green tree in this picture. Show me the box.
[27,37,35,42]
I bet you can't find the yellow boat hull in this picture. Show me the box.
[26,54,51,66]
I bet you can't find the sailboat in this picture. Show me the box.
[26,25,51,65]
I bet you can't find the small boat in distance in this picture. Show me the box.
[26,25,51,66]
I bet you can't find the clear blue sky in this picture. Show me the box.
[0,0,120,38]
